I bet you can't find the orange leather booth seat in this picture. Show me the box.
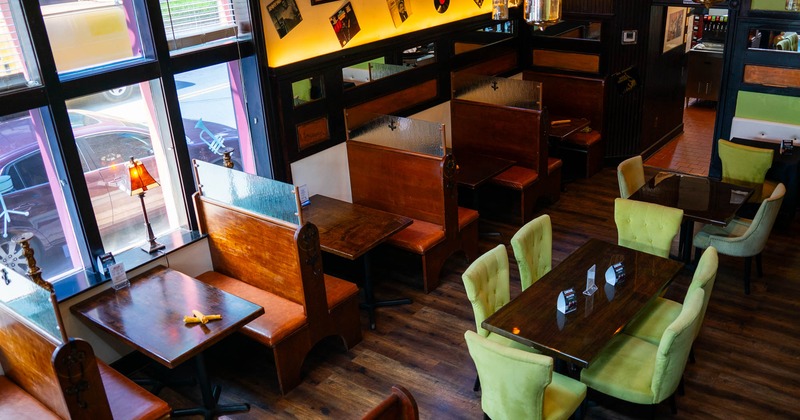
[387,219,446,254]
[98,362,172,420]
[0,376,60,420]
[492,165,539,190]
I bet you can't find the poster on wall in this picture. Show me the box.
[267,0,302,39]
[330,3,361,47]
[434,0,450,14]
[473,0,484,7]
[387,0,412,28]
[663,7,686,53]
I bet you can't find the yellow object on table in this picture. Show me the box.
[183,309,222,324]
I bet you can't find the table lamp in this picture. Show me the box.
[127,157,164,253]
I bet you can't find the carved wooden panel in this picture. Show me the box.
[533,50,600,73]
[296,117,330,151]
[744,65,800,89]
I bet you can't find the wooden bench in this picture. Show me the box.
[451,98,555,224]
[0,302,170,419]
[523,71,606,178]
[193,193,362,395]
[347,140,479,293]
[362,385,419,420]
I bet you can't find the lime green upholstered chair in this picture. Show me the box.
[614,198,684,258]
[580,288,705,414]
[461,244,536,353]
[617,155,645,199]
[718,139,777,202]
[625,247,718,346]
[693,183,785,294]
[511,214,552,291]
[465,331,586,420]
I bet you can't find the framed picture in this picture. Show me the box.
[330,3,360,47]
[663,7,686,53]
[311,0,338,4]
[267,0,302,39]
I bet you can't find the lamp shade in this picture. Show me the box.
[524,0,561,29]
[127,157,159,195]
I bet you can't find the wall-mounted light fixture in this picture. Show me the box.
[524,0,561,29]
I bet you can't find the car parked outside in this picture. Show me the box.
[0,109,241,275]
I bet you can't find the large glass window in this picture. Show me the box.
[0,109,80,277]
[66,87,186,254]
[176,62,255,173]
[161,0,250,54]
[0,0,41,93]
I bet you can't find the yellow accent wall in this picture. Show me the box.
[263,0,495,68]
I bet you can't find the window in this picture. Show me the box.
[0,0,41,92]
[161,0,249,53]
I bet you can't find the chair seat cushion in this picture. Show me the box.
[387,219,445,254]
[458,206,479,231]
[580,334,658,405]
[565,130,602,147]
[692,218,750,254]
[491,165,539,189]
[324,274,358,310]
[0,376,60,419]
[624,297,682,345]
[197,271,307,346]
[543,372,588,420]
[547,157,562,175]
[97,362,171,420]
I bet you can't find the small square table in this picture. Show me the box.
[71,266,264,419]
[483,239,683,369]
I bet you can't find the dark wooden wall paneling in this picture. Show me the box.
[563,0,614,15]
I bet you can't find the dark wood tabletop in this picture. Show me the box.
[70,266,264,369]
[301,194,413,260]
[453,151,516,189]
[549,117,591,140]
[482,238,683,368]
[630,171,753,226]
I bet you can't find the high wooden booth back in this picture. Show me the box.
[193,193,362,394]
[347,140,479,293]
[0,302,170,419]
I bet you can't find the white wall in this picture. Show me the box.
[290,142,352,203]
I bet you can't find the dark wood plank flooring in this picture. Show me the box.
[119,165,800,419]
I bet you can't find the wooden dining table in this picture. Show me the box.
[301,194,413,330]
[629,170,753,262]
[482,238,683,369]
[71,266,264,419]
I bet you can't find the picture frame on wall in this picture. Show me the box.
[311,0,338,4]
[663,6,686,53]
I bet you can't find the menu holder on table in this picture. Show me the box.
[730,189,749,204]
[557,288,578,314]
[781,139,794,155]
[583,264,598,296]
[605,263,626,286]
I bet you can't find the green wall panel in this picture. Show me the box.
[750,0,793,11]
[735,91,800,125]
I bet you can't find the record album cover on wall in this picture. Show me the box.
[267,0,302,39]
[330,3,361,47]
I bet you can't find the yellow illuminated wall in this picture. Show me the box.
[262,0,496,67]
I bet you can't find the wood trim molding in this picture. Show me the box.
[532,50,600,73]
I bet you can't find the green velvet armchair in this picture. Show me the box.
[465,331,586,420]
[511,214,552,291]
[580,288,705,414]
[614,198,684,258]
[624,246,718,346]
[718,139,776,202]
[693,183,785,294]
[617,155,645,199]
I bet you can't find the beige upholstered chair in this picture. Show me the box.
[614,198,683,258]
[617,155,645,199]
[510,214,552,291]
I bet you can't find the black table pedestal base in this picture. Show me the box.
[171,353,251,420]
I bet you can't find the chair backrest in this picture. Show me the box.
[465,330,553,420]
[735,183,786,255]
[461,244,511,337]
[651,288,705,403]
[510,214,552,291]
[718,139,774,200]
[617,155,645,199]
[362,385,419,420]
[614,198,684,258]
[686,246,718,339]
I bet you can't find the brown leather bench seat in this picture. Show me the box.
[97,362,172,420]
[491,165,539,190]
[0,376,60,419]
[387,207,478,254]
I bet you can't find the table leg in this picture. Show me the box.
[679,219,694,263]
[358,253,411,330]
[171,352,250,419]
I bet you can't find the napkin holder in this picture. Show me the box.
[605,263,625,286]
[557,288,578,314]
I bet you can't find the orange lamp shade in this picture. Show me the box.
[127,157,160,195]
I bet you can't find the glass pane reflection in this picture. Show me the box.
[452,73,542,110]
[346,112,444,157]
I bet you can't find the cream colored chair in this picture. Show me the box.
[617,155,645,199]
[510,214,552,291]
[614,198,683,258]
[465,331,586,420]
[693,183,785,294]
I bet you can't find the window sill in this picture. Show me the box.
[53,229,206,302]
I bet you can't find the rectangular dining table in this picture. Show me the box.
[629,170,753,262]
[482,238,683,369]
[301,194,413,330]
[71,266,265,419]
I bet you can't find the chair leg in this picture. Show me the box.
[669,393,678,414]
[744,256,752,295]
[678,376,685,396]
[693,247,702,265]
[689,346,696,364]
[473,374,481,392]
[756,253,763,277]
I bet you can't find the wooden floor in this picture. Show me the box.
[120,106,800,418]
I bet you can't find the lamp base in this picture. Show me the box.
[142,240,165,254]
